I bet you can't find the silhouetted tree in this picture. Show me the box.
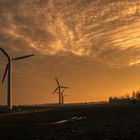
[136,91,140,100]
[109,90,140,104]
[132,91,136,99]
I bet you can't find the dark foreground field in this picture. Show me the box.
[0,104,140,140]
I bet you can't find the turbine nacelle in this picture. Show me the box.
[53,77,69,95]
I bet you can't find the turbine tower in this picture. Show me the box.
[61,89,67,106]
[0,47,34,112]
[53,77,68,106]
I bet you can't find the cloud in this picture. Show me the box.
[0,0,140,67]
[2,0,140,104]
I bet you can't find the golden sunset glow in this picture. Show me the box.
[0,0,140,105]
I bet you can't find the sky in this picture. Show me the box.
[0,0,140,105]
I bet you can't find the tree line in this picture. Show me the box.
[109,90,140,104]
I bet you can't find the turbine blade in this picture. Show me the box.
[61,86,69,89]
[61,89,66,94]
[0,47,9,59]
[53,86,59,94]
[2,63,8,83]
[55,77,60,86]
[12,54,34,60]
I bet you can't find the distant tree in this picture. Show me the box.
[108,89,140,104]
[109,96,113,103]
[131,91,137,104]
[124,94,130,99]
[132,91,136,99]
[136,91,140,100]
[109,96,112,101]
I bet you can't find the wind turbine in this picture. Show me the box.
[53,77,68,106]
[0,47,34,112]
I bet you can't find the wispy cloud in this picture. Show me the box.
[0,0,140,67]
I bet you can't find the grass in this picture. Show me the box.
[0,103,140,139]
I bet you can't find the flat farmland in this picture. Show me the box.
[0,104,140,140]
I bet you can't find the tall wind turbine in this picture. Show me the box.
[53,77,68,106]
[0,47,34,112]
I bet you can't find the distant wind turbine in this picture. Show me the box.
[53,77,68,106]
[0,47,34,112]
